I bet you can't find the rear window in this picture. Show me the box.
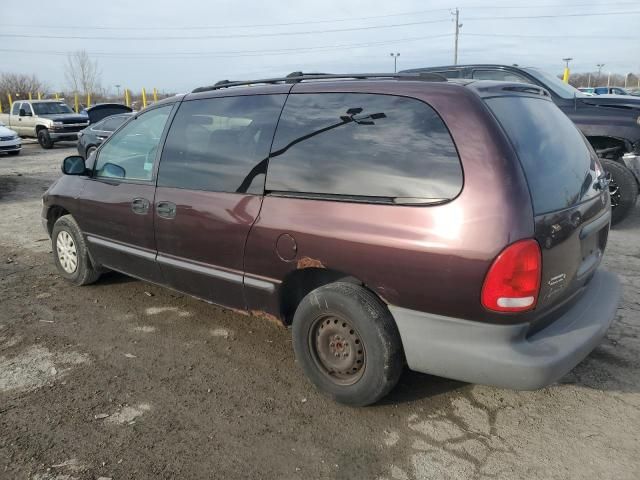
[486,96,600,215]
[266,93,462,203]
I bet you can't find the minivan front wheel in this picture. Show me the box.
[600,159,638,225]
[292,282,404,406]
[52,215,101,286]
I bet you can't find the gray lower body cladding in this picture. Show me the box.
[390,269,620,390]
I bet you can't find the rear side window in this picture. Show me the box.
[158,95,286,194]
[266,93,462,202]
[101,116,128,132]
[486,96,600,215]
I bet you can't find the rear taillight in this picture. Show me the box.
[481,239,541,313]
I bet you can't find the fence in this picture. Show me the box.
[0,87,164,113]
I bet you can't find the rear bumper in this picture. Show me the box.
[390,269,620,390]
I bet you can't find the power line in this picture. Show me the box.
[465,33,639,39]
[0,2,636,31]
[1,10,638,41]
[464,10,640,21]
[0,17,453,40]
[0,34,453,59]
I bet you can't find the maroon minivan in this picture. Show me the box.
[42,73,620,406]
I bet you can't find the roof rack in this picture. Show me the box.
[192,72,447,93]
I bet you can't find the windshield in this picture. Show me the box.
[32,102,75,115]
[523,68,586,99]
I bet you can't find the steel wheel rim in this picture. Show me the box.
[309,314,366,386]
[56,230,78,274]
[609,180,620,208]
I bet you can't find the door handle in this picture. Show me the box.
[131,197,150,214]
[156,201,177,219]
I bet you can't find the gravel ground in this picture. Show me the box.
[0,142,639,480]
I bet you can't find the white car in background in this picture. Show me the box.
[0,121,21,156]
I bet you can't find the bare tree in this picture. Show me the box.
[64,50,101,96]
[0,72,48,102]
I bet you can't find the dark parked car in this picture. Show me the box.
[42,73,620,406]
[77,113,133,158]
[402,64,640,225]
[82,103,132,124]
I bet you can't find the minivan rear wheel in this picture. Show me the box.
[600,159,638,225]
[292,282,404,406]
[52,215,101,286]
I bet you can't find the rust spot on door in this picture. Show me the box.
[250,310,285,328]
[296,256,325,270]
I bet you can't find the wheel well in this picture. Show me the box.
[587,136,629,159]
[46,206,69,235]
[36,125,47,133]
[279,268,364,326]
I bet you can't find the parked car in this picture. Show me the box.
[0,100,89,149]
[593,86,629,95]
[0,121,21,156]
[42,73,620,406]
[77,113,134,159]
[81,103,133,124]
[402,64,640,224]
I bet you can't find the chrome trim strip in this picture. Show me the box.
[157,254,244,285]
[86,235,156,261]
[86,235,277,292]
[244,275,276,293]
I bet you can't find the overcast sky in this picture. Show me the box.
[1,0,638,94]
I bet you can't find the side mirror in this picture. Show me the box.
[19,108,27,117]
[61,156,87,176]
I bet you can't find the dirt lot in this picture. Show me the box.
[0,142,639,480]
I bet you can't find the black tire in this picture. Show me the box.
[37,129,54,149]
[292,282,404,406]
[85,146,97,158]
[7,150,20,156]
[51,214,101,286]
[601,159,638,225]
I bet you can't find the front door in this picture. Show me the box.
[153,93,287,308]
[12,103,28,136]
[78,104,174,282]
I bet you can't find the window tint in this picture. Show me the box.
[158,95,286,194]
[266,93,462,202]
[100,116,128,132]
[12,102,21,115]
[32,102,73,115]
[472,70,529,83]
[95,105,172,181]
[486,96,599,215]
[594,87,608,95]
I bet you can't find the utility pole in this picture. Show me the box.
[596,64,604,85]
[452,8,462,65]
[390,53,400,73]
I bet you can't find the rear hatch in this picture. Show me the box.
[486,94,611,319]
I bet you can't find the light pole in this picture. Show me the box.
[452,8,462,65]
[596,64,604,85]
[562,57,573,83]
[115,84,121,98]
[390,53,400,73]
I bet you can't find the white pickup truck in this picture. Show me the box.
[0,100,89,149]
